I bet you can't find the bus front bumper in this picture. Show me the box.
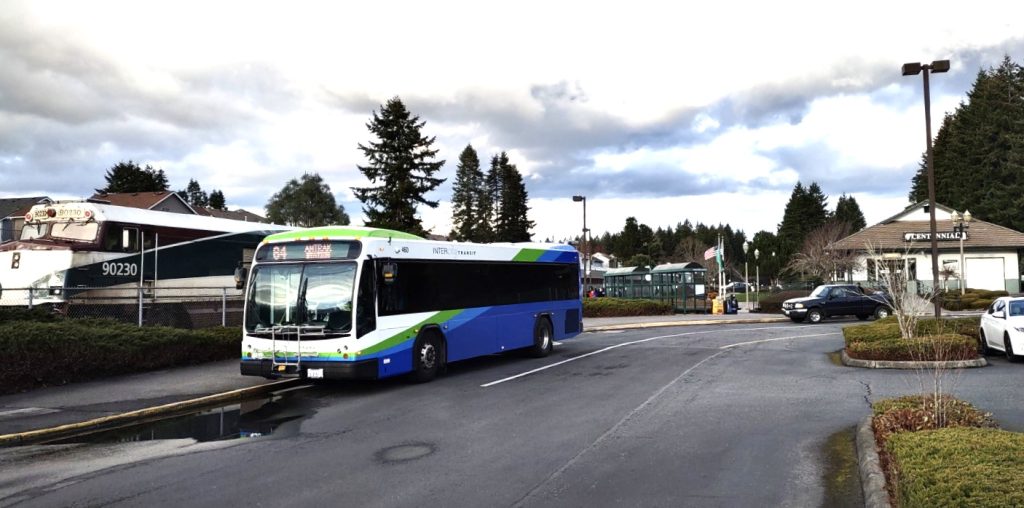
[240,359,379,380]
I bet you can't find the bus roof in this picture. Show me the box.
[261,226,578,262]
[262,226,423,243]
[26,202,291,234]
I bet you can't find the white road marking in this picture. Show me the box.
[513,348,729,505]
[0,407,60,421]
[482,325,790,387]
[719,332,841,349]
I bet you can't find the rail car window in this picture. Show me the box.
[51,221,99,242]
[378,260,579,316]
[20,223,48,241]
[102,225,139,252]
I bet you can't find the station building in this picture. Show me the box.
[832,202,1024,294]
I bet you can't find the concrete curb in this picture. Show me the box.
[840,350,988,369]
[0,378,303,447]
[856,416,892,508]
[584,317,788,332]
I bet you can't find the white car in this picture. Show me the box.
[979,297,1024,361]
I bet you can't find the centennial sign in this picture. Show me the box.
[903,231,967,242]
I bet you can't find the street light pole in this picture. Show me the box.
[951,209,972,295]
[902,59,950,319]
[743,241,750,312]
[754,248,760,311]
[573,195,588,291]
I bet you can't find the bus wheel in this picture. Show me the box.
[411,332,443,383]
[529,318,553,358]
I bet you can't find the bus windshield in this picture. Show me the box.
[245,262,357,334]
[50,221,99,242]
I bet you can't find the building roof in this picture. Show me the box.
[831,219,1024,250]
[194,207,267,222]
[89,192,196,214]
[0,197,51,218]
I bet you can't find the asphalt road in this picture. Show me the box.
[2,320,1023,507]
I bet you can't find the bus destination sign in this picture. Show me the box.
[257,241,359,262]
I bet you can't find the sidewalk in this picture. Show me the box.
[583,310,787,331]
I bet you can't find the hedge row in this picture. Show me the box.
[843,316,980,346]
[757,290,810,313]
[887,428,1024,507]
[871,395,1021,507]
[941,288,1008,311]
[0,319,241,394]
[582,298,674,317]
[846,333,977,362]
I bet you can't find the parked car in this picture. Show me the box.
[781,284,891,323]
[978,297,1024,362]
[723,282,748,293]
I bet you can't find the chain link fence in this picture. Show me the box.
[0,286,244,329]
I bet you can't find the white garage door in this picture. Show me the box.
[965,258,1005,291]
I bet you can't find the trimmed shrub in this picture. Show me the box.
[843,323,902,345]
[843,317,981,346]
[583,298,673,318]
[0,306,60,323]
[845,333,977,362]
[916,316,980,341]
[758,290,810,313]
[887,428,1024,507]
[0,320,241,394]
[941,288,1007,310]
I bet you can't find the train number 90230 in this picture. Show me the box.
[101,262,138,277]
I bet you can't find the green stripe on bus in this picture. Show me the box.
[359,309,465,356]
[265,227,423,242]
[512,249,544,262]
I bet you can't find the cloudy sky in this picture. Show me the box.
[2,1,1022,243]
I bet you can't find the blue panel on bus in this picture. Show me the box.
[445,307,496,362]
[537,250,578,264]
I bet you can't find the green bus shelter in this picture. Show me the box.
[604,262,708,313]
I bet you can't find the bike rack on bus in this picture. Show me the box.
[270,325,302,375]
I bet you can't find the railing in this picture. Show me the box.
[0,285,244,329]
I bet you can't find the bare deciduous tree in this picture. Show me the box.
[785,221,861,282]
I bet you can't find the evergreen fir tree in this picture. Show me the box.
[96,161,170,193]
[834,194,867,231]
[183,179,209,208]
[492,152,534,242]
[352,97,445,236]
[449,145,484,241]
[208,190,227,211]
[908,56,1024,232]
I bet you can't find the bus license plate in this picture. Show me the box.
[307,368,324,379]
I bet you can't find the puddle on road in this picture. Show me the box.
[820,426,861,508]
[52,390,313,445]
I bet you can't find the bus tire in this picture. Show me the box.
[529,317,554,358]
[410,331,444,383]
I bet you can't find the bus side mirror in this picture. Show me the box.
[382,262,397,285]
[234,265,247,290]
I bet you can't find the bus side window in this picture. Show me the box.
[356,261,376,338]
[378,261,406,315]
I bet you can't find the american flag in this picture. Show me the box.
[703,246,716,260]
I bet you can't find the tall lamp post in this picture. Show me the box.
[572,195,589,290]
[743,241,750,311]
[902,59,950,318]
[951,209,972,295]
[754,248,760,311]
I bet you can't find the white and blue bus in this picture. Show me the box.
[239,226,583,382]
